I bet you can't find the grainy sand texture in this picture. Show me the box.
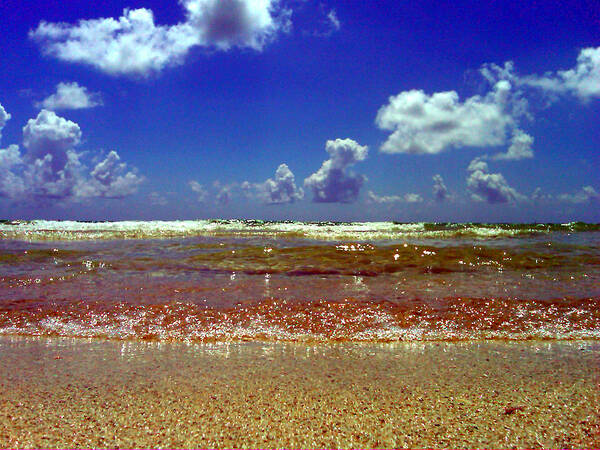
[0,336,599,448]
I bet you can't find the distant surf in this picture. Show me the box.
[1,219,599,240]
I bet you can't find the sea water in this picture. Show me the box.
[1,220,599,341]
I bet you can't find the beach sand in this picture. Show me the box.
[0,336,599,448]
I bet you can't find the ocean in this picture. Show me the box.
[1,219,599,342]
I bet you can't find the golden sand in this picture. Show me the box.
[0,336,599,448]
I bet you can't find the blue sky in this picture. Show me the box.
[0,0,598,222]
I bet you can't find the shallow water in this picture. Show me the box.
[0,220,599,342]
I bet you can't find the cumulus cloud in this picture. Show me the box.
[492,129,534,161]
[558,186,599,204]
[0,145,25,198]
[367,191,423,204]
[377,49,600,161]
[189,180,209,202]
[520,47,600,101]
[22,109,82,170]
[76,151,144,198]
[37,82,102,110]
[30,0,289,76]
[482,47,600,104]
[376,80,515,155]
[214,181,233,205]
[466,157,524,204]
[182,0,289,50]
[248,163,304,204]
[432,174,449,201]
[0,103,10,141]
[304,138,368,203]
[0,107,142,201]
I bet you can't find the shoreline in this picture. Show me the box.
[1,336,599,448]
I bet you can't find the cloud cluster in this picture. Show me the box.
[466,157,524,204]
[304,138,368,203]
[376,46,600,161]
[213,181,233,205]
[531,185,599,205]
[558,186,599,204]
[189,180,209,202]
[520,47,600,101]
[188,180,250,205]
[0,105,142,201]
[22,109,82,169]
[492,129,534,161]
[81,151,144,198]
[37,82,102,110]
[375,80,515,155]
[432,174,449,201]
[249,163,304,204]
[148,191,168,206]
[30,0,290,76]
[367,191,423,204]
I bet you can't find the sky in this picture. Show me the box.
[0,0,598,222]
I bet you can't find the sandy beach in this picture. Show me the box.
[0,336,598,448]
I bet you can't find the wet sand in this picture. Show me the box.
[0,336,599,448]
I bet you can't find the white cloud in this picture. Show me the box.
[558,185,599,204]
[327,9,340,31]
[0,108,142,201]
[0,145,25,198]
[250,163,304,204]
[149,191,168,206]
[531,187,553,203]
[304,138,368,203]
[37,82,102,110]
[182,0,289,51]
[189,179,245,205]
[482,47,600,103]
[376,80,515,155]
[467,157,489,173]
[76,151,144,198]
[309,6,341,37]
[367,191,423,204]
[30,0,289,77]
[404,193,423,203]
[432,174,449,201]
[377,49,600,160]
[22,109,82,173]
[215,182,232,205]
[521,47,600,101]
[189,180,209,202]
[367,191,402,204]
[530,186,598,205]
[492,129,534,161]
[0,103,10,141]
[466,157,524,204]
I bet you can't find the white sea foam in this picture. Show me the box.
[0,219,586,241]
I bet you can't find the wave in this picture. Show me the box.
[1,219,599,241]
